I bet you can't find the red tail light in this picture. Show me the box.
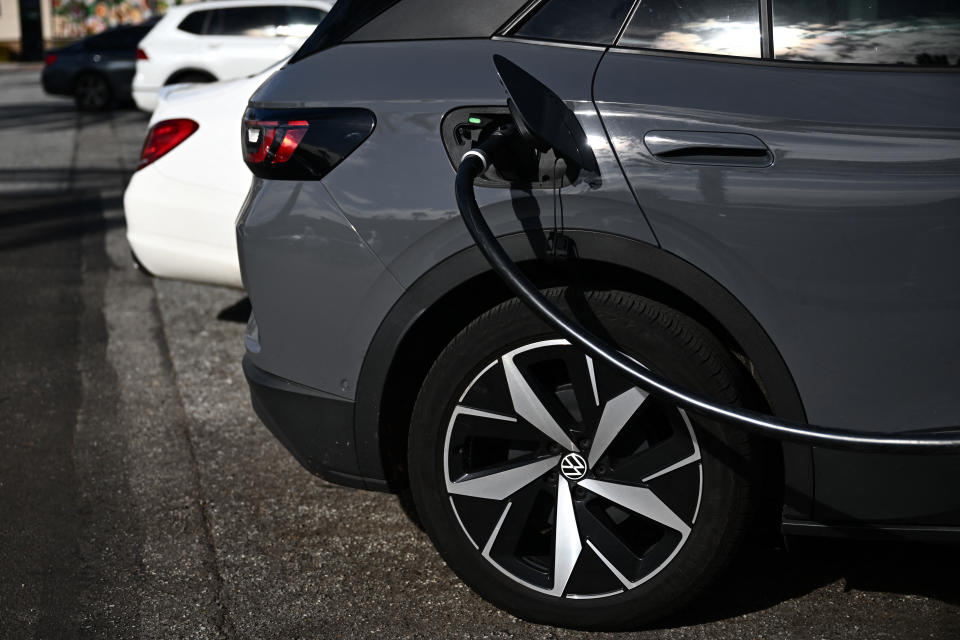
[138,119,198,170]
[243,119,309,165]
[136,48,148,60]
[242,108,375,180]
[45,53,57,66]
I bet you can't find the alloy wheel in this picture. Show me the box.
[443,338,703,599]
[75,74,110,111]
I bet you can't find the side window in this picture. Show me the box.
[211,6,285,37]
[276,6,327,38]
[178,11,209,35]
[112,26,151,50]
[511,0,636,46]
[618,0,761,58]
[86,31,123,51]
[773,0,960,66]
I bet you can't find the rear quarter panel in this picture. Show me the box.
[243,39,656,396]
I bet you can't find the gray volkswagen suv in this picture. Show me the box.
[235,0,960,629]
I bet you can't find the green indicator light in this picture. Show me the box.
[468,117,482,124]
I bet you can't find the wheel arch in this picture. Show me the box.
[164,67,217,85]
[354,231,813,519]
[72,69,113,110]
[72,69,110,92]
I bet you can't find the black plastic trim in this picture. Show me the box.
[783,520,960,542]
[243,355,387,490]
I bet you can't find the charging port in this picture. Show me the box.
[441,106,567,189]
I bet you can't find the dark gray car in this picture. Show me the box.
[235,0,960,629]
[42,21,156,110]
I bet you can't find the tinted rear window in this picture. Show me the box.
[278,6,328,37]
[210,7,286,37]
[208,6,328,37]
[773,0,960,66]
[512,0,635,45]
[178,11,209,35]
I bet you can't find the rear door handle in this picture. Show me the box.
[644,130,773,167]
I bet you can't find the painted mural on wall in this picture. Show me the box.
[52,0,171,39]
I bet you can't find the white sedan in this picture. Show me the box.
[124,63,282,288]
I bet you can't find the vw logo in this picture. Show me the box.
[559,453,587,481]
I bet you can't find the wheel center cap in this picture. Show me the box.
[559,452,587,481]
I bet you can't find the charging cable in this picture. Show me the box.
[456,142,960,453]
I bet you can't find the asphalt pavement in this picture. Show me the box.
[0,67,958,640]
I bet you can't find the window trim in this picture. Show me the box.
[613,0,643,44]
[498,0,548,35]
[759,0,773,59]
[491,34,606,52]
[605,44,960,73]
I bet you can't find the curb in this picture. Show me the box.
[0,62,44,71]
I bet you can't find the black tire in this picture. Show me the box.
[73,73,111,111]
[408,289,758,630]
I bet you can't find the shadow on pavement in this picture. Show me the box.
[387,440,959,628]
[0,189,124,251]
[0,167,136,188]
[0,102,148,131]
[658,536,960,627]
[217,297,252,323]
